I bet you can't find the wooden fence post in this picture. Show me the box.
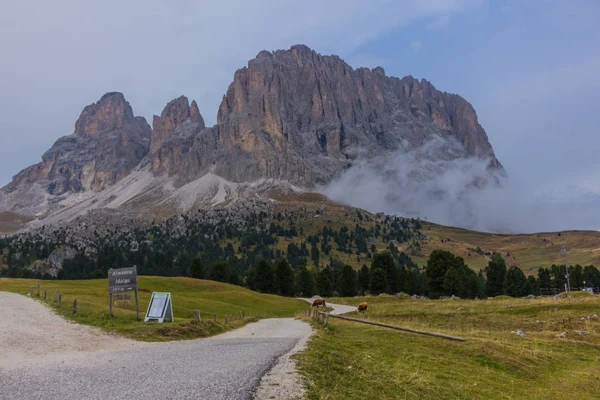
[225,315,228,324]
[43,288,47,300]
[324,313,329,327]
[213,314,216,323]
[194,310,200,322]
[58,294,62,307]
[37,284,40,297]
[30,286,33,296]
[73,299,77,314]
[135,289,140,320]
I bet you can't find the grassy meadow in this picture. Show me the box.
[296,293,600,400]
[0,277,306,341]
[407,222,600,274]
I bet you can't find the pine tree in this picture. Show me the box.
[228,271,241,286]
[296,267,316,297]
[358,264,370,295]
[317,267,334,297]
[527,275,540,295]
[425,250,456,298]
[442,265,463,297]
[274,259,295,296]
[311,245,320,266]
[504,266,528,297]
[254,259,275,293]
[583,265,600,288]
[369,268,387,295]
[337,264,358,297]
[371,252,397,293]
[209,262,228,283]
[486,253,507,297]
[189,257,203,279]
[537,267,552,291]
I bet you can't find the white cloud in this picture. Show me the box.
[322,137,600,233]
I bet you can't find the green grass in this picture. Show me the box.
[296,294,600,399]
[0,277,306,341]
[410,222,600,274]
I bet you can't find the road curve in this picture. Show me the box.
[299,297,358,315]
[0,292,311,400]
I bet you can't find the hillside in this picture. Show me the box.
[0,277,306,341]
[2,192,600,283]
[407,222,600,274]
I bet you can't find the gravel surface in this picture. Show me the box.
[0,291,139,369]
[0,292,312,400]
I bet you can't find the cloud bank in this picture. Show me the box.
[322,138,600,234]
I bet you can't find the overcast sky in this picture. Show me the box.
[1,0,599,229]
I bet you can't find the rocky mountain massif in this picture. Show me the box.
[0,45,502,230]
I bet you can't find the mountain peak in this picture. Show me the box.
[150,95,205,153]
[74,92,135,136]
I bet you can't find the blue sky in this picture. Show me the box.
[0,0,599,229]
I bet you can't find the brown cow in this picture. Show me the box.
[312,298,326,307]
[357,302,368,312]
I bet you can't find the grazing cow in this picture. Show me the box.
[312,298,326,308]
[357,302,368,312]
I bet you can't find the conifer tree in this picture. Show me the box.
[189,257,203,279]
[486,253,507,297]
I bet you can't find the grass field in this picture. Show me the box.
[405,222,600,275]
[0,277,306,341]
[296,293,600,399]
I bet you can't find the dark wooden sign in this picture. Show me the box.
[108,266,139,319]
[108,267,137,293]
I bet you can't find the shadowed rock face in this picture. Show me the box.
[150,96,205,154]
[153,45,502,187]
[5,93,151,195]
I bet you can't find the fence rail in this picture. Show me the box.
[311,310,466,342]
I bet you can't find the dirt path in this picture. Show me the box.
[0,291,139,368]
[0,292,313,399]
[299,297,358,314]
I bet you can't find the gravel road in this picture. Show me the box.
[299,297,358,314]
[0,292,311,400]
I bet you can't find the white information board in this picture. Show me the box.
[144,292,173,323]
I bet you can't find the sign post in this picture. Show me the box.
[108,266,139,319]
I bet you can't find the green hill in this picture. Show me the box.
[406,222,600,274]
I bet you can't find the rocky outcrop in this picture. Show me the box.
[150,96,205,153]
[4,92,151,195]
[153,45,502,187]
[0,45,504,224]
[28,246,77,277]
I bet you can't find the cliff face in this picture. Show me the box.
[5,92,151,195]
[0,45,503,222]
[150,96,204,154]
[152,45,501,187]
